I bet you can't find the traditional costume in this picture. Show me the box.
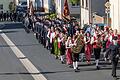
[66,37,73,67]
[105,33,113,61]
[84,32,92,64]
[71,34,84,72]
[92,35,102,69]
[53,33,61,59]
[60,38,66,63]
[50,29,55,54]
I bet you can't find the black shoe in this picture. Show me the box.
[112,76,117,80]
[55,56,58,59]
[112,75,117,78]
[76,67,80,70]
[61,61,64,64]
[74,69,78,72]
[69,65,73,68]
[96,66,100,70]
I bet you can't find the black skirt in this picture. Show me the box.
[94,48,101,59]
[80,45,85,53]
[60,43,66,55]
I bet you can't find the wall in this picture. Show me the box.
[81,8,89,28]
[110,0,120,33]
[80,0,90,28]
[43,0,49,13]
[0,0,13,12]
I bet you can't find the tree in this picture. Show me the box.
[69,0,80,4]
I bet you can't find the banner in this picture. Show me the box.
[62,0,70,20]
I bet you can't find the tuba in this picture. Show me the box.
[72,34,84,54]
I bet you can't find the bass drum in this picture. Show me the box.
[72,35,84,54]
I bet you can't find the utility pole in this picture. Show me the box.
[79,0,81,27]
[88,0,92,24]
[105,1,111,26]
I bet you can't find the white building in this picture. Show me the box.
[0,0,14,12]
[109,0,120,33]
[27,0,44,12]
[80,0,89,28]
[43,0,50,13]
[80,0,106,28]
[55,0,105,27]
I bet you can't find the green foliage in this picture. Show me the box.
[9,2,16,13]
[47,13,57,19]
[69,0,80,4]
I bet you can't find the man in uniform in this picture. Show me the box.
[6,11,9,21]
[107,36,120,78]
[38,20,44,44]
[3,12,6,21]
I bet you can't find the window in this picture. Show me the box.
[86,0,88,8]
[71,1,80,7]
[106,0,109,2]
[82,0,84,7]
[0,4,3,10]
[76,1,80,6]
[72,3,76,6]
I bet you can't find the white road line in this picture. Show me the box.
[0,30,47,80]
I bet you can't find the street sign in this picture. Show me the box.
[105,2,111,8]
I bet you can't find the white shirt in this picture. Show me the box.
[50,32,55,43]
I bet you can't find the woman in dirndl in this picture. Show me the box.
[66,36,73,67]
[59,32,66,64]
[93,34,102,70]
[53,28,61,59]
[84,32,92,64]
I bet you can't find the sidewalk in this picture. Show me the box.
[0,21,22,24]
[0,21,22,29]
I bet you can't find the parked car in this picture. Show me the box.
[16,1,27,13]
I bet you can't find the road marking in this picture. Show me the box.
[0,30,47,80]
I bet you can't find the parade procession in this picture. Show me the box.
[0,0,120,80]
[22,0,120,79]
[23,14,120,76]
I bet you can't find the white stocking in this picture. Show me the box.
[73,62,76,69]
[60,55,64,61]
[96,59,99,66]
[76,61,78,68]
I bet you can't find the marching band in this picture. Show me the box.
[23,15,120,78]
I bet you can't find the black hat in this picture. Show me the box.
[112,36,118,40]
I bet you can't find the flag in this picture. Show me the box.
[29,1,34,15]
[62,0,70,20]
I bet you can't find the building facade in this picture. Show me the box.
[55,0,80,19]
[109,0,120,33]
[80,0,89,27]
[80,0,106,28]
[27,0,44,12]
[0,0,14,12]
[43,0,52,13]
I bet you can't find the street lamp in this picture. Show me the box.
[105,1,111,26]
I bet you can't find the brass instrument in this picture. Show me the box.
[72,34,84,54]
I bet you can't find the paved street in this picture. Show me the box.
[0,22,120,80]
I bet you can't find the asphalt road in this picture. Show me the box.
[0,22,120,80]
